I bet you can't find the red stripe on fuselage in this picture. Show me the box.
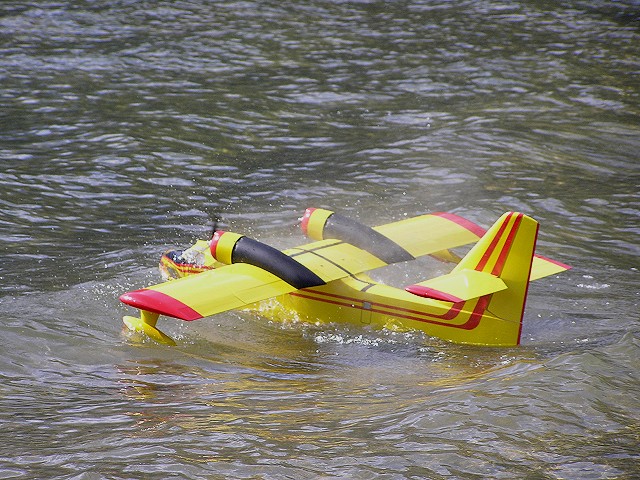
[119,289,203,321]
[293,289,462,320]
[290,289,490,330]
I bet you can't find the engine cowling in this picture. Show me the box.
[210,230,325,290]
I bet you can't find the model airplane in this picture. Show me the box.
[120,208,570,347]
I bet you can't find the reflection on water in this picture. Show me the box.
[1,0,639,478]
[115,324,549,477]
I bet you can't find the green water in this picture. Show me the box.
[1,1,638,478]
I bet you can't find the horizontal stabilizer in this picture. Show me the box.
[530,254,571,281]
[406,269,507,303]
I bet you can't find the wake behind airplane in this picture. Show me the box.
[120,208,570,347]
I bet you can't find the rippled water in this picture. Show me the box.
[1,1,639,478]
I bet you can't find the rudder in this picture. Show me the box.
[454,212,539,343]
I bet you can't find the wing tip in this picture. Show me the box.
[432,212,487,238]
[534,254,572,271]
[119,289,203,321]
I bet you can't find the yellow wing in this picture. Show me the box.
[120,263,294,320]
[374,212,485,257]
[302,208,486,262]
[369,211,569,280]
[120,239,387,321]
[285,240,386,281]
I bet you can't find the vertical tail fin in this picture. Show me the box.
[406,212,539,345]
[455,212,538,342]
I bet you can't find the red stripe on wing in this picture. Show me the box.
[119,289,203,321]
[432,212,487,238]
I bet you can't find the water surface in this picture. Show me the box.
[1,1,639,478]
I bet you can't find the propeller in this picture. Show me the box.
[209,214,223,239]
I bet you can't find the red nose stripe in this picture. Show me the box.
[210,230,226,260]
[119,289,203,321]
[300,208,316,236]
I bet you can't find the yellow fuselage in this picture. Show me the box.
[261,274,513,346]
